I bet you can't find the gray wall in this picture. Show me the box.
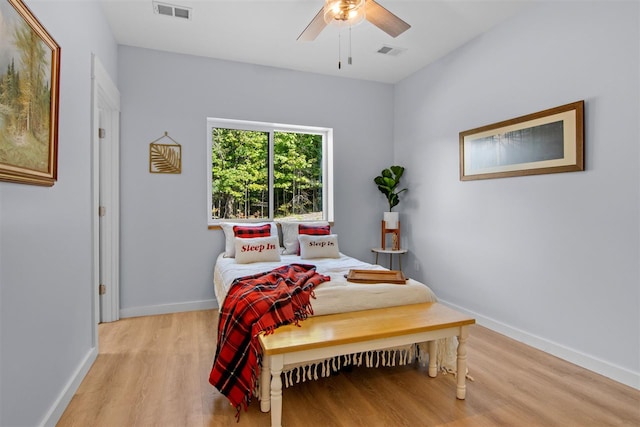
[118,47,394,314]
[0,1,118,426]
[395,1,639,387]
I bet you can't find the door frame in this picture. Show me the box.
[91,54,120,345]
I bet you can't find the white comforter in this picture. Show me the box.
[213,252,437,316]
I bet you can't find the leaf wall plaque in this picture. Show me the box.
[149,132,182,174]
[150,143,181,174]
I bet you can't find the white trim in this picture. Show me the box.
[91,55,100,343]
[325,128,334,223]
[206,117,333,225]
[439,298,640,390]
[91,54,121,326]
[119,299,218,319]
[93,58,119,108]
[39,348,98,427]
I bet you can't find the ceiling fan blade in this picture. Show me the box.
[364,0,411,38]
[297,7,328,41]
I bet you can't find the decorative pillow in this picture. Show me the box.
[233,224,271,238]
[220,222,277,257]
[297,224,330,255]
[279,221,330,255]
[235,235,281,264]
[298,223,330,235]
[298,234,340,259]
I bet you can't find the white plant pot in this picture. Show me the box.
[383,211,399,229]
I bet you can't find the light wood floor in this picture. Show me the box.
[57,309,640,427]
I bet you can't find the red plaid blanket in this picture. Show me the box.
[209,263,329,413]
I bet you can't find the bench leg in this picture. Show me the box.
[270,355,284,427]
[260,355,271,412]
[427,340,438,377]
[456,326,469,399]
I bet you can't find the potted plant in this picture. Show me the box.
[374,165,407,231]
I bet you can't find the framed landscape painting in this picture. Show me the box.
[459,101,584,181]
[0,0,60,186]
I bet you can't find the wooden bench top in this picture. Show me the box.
[259,302,475,355]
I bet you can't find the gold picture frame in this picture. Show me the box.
[459,101,584,181]
[0,0,61,186]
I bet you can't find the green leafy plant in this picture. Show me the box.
[374,165,407,211]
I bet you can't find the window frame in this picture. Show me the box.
[207,117,334,226]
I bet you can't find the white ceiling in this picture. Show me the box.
[99,0,533,84]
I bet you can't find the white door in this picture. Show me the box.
[98,108,113,322]
[99,108,105,321]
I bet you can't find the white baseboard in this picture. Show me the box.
[439,299,640,390]
[40,346,98,427]
[119,299,218,319]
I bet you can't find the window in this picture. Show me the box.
[207,118,333,225]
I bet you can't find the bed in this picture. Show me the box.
[214,252,439,317]
[209,222,457,412]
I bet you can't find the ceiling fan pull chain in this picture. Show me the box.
[348,26,353,65]
[338,31,342,69]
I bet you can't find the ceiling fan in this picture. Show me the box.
[298,0,411,41]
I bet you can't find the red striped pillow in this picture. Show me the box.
[297,224,330,254]
[233,224,271,238]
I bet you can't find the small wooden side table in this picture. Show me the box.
[371,247,408,271]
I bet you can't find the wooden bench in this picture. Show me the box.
[258,302,476,427]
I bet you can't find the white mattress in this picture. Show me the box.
[213,252,437,316]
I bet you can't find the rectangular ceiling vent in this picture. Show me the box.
[376,45,407,57]
[153,1,192,20]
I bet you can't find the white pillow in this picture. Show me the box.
[220,222,278,257]
[235,235,282,264]
[298,234,340,259]
[279,221,330,255]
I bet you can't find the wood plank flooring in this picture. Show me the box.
[57,309,640,427]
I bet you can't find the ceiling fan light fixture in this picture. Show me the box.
[297,0,410,42]
[323,0,366,27]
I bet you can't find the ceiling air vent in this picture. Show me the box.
[152,1,192,20]
[376,45,407,57]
